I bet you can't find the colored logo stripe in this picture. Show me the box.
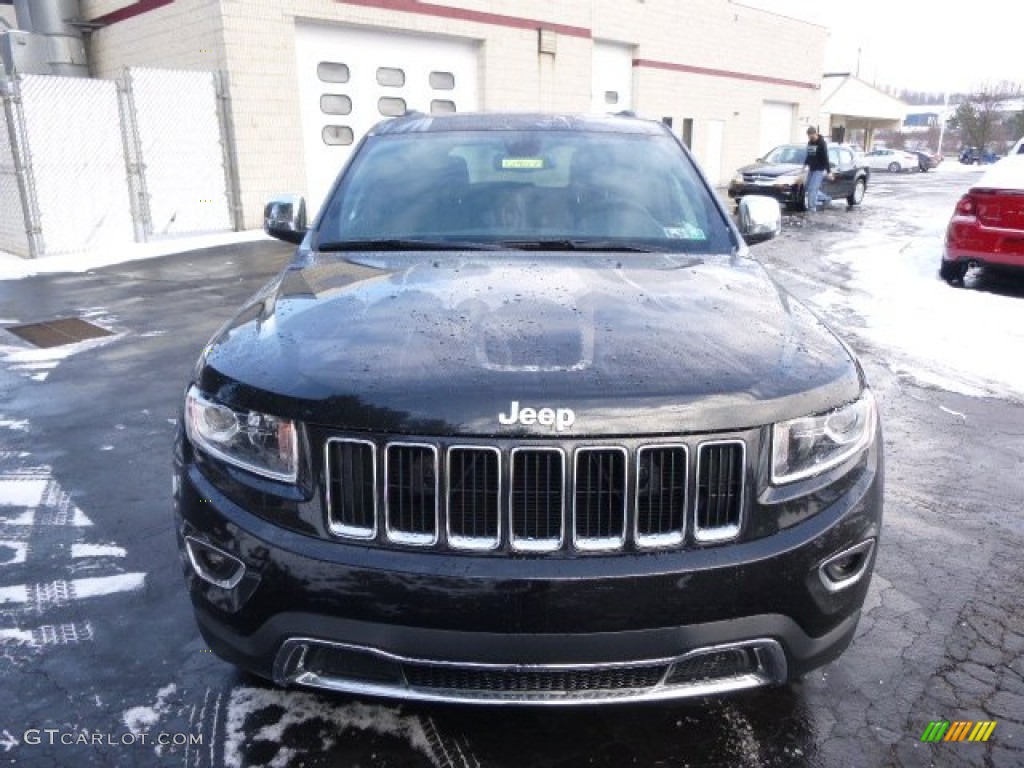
[945,721,973,741]
[921,722,949,742]
[968,722,997,742]
[921,721,997,742]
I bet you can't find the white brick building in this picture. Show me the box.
[75,0,826,227]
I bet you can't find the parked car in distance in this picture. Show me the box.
[959,147,1000,165]
[911,149,942,172]
[941,154,1024,284]
[728,143,869,211]
[175,112,883,706]
[864,147,919,172]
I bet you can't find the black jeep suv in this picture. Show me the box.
[174,113,883,705]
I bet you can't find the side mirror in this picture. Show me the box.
[737,195,781,246]
[264,194,308,244]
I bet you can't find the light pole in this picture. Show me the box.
[937,91,949,155]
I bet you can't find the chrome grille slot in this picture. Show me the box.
[510,448,564,552]
[573,447,627,550]
[403,663,667,694]
[447,447,501,550]
[635,445,687,548]
[325,438,377,539]
[385,443,439,545]
[694,441,744,543]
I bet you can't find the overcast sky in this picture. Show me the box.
[739,0,1023,94]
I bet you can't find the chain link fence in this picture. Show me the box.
[0,78,33,258]
[0,67,238,259]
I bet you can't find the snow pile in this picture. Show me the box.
[0,230,270,279]
[813,225,1024,402]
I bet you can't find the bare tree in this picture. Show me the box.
[947,81,1023,149]
[1008,110,1024,142]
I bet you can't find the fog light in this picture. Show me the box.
[185,536,246,589]
[818,539,875,593]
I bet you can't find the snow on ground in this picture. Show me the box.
[222,687,437,768]
[0,229,271,280]
[811,201,1024,403]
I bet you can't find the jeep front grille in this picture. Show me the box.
[324,436,747,552]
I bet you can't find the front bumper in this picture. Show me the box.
[727,181,802,207]
[174,433,883,704]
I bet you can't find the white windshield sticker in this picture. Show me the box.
[664,223,707,240]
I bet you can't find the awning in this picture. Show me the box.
[819,73,907,132]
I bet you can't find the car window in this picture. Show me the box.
[828,147,839,166]
[838,148,852,166]
[764,145,805,164]
[317,129,733,253]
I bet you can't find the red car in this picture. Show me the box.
[941,155,1024,284]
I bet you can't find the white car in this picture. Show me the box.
[864,148,919,172]
[1009,136,1024,156]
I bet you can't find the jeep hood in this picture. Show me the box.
[198,251,862,436]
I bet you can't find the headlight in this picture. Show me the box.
[732,172,745,184]
[771,390,876,484]
[185,386,298,482]
[774,173,803,185]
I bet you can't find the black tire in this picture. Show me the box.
[887,162,900,172]
[939,260,968,285]
[797,186,810,212]
[846,178,866,206]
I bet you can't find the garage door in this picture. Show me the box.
[759,101,795,156]
[294,23,480,213]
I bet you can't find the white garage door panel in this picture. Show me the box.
[295,23,480,213]
[760,102,795,157]
[703,119,725,185]
[591,41,633,114]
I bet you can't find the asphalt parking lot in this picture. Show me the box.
[1,166,1023,767]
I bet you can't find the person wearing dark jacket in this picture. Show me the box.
[804,126,832,211]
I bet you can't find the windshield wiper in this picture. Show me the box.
[316,238,503,252]
[498,239,663,252]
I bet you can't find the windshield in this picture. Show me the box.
[763,145,806,165]
[315,129,733,253]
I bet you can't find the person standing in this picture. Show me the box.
[804,126,832,212]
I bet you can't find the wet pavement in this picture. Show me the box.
[1,168,1023,767]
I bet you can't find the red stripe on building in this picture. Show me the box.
[634,58,818,90]
[93,0,175,26]
[338,0,592,38]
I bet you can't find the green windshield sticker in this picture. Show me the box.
[501,157,546,169]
